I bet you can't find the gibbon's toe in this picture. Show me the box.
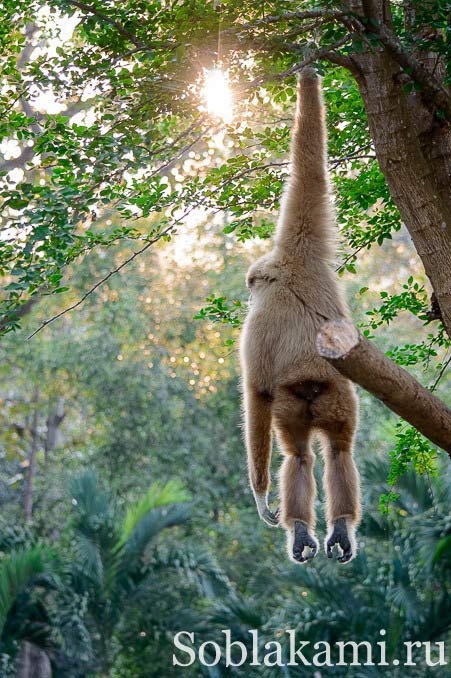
[261,506,280,528]
[338,549,353,564]
[290,521,318,564]
[325,517,356,565]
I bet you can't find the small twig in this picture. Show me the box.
[270,34,355,82]
[330,144,375,168]
[330,155,375,169]
[27,204,199,339]
[215,148,373,190]
[146,128,209,180]
[336,242,369,272]
[430,353,451,392]
[27,238,158,338]
[149,115,207,159]
[234,34,354,95]
[276,19,332,42]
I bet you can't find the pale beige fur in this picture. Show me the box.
[240,68,361,563]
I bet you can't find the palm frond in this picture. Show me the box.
[72,533,104,589]
[390,554,422,625]
[119,503,191,567]
[68,470,117,549]
[119,479,190,546]
[152,544,234,599]
[208,598,264,632]
[0,546,54,636]
[69,470,112,523]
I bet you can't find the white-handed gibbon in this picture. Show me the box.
[240,68,361,564]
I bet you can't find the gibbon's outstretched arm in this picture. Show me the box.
[275,68,334,262]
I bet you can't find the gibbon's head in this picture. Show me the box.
[246,254,280,295]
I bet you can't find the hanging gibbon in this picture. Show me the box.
[240,68,361,564]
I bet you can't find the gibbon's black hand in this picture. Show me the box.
[292,521,318,563]
[326,517,353,564]
[261,506,280,527]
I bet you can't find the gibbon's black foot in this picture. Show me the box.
[292,521,318,564]
[261,505,280,528]
[326,517,354,564]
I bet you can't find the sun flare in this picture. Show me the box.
[202,68,233,123]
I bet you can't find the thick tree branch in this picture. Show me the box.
[316,320,451,456]
[326,50,359,74]
[357,19,451,121]
[224,9,346,36]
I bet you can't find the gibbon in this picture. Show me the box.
[240,68,361,565]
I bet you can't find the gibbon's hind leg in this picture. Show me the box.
[322,422,361,565]
[277,426,319,564]
[308,381,360,564]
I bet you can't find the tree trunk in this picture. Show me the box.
[353,54,451,335]
[317,320,451,454]
[24,390,40,521]
[17,642,52,678]
[44,397,65,466]
[344,1,451,337]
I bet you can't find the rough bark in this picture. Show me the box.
[343,1,451,337]
[317,321,451,455]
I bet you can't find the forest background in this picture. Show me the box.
[0,1,450,676]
